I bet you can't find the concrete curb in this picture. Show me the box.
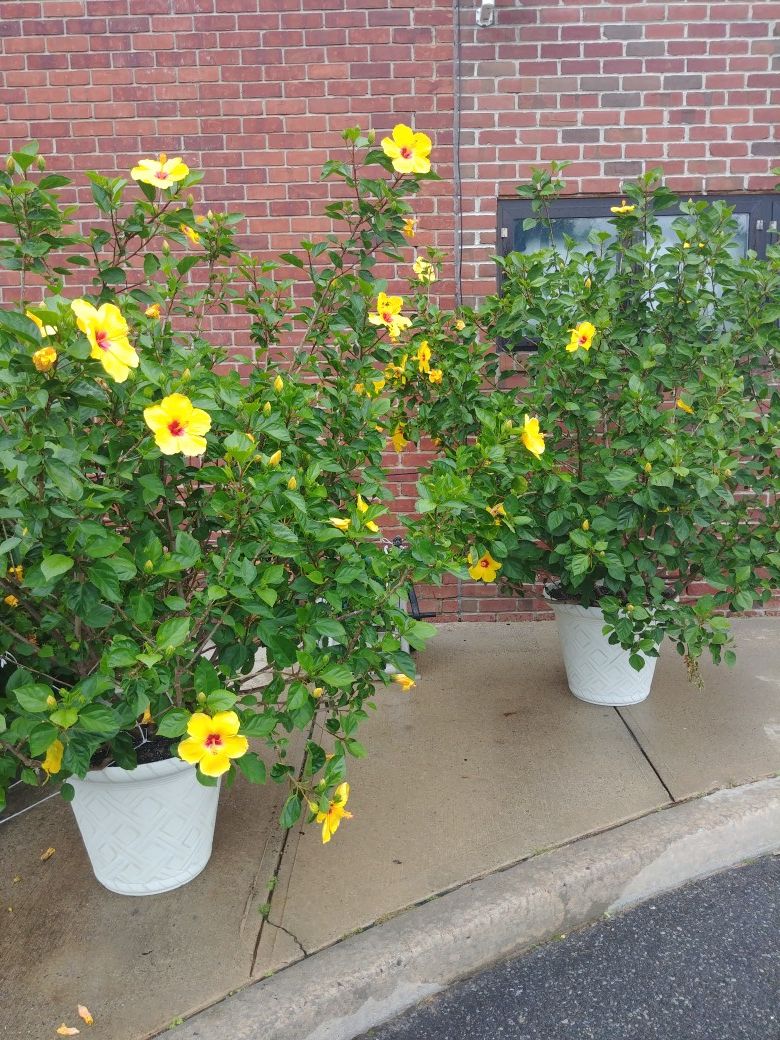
[172,777,780,1040]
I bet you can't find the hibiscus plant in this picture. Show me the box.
[472,165,780,673]
[0,129,462,839]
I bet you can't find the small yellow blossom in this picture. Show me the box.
[369,292,412,341]
[31,345,58,373]
[393,673,416,692]
[353,382,366,396]
[130,152,189,190]
[521,414,545,458]
[582,519,590,531]
[3,595,19,608]
[268,449,282,467]
[644,462,653,473]
[329,517,351,532]
[468,551,501,583]
[141,706,153,724]
[182,225,200,245]
[413,256,436,284]
[455,319,466,331]
[46,695,57,708]
[71,299,139,383]
[487,502,506,525]
[390,425,409,453]
[177,711,248,777]
[415,339,431,374]
[356,493,379,533]
[273,374,284,393]
[373,377,386,394]
[385,354,409,384]
[26,310,56,337]
[584,276,592,289]
[145,303,161,318]
[8,564,23,583]
[315,782,353,844]
[287,475,297,490]
[683,241,691,249]
[312,687,324,699]
[610,200,635,214]
[42,739,64,776]
[676,398,694,415]
[263,401,272,415]
[381,124,432,175]
[566,321,596,354]
[143,393,212,456]
[428,368,443,384]
[402,217,416,239]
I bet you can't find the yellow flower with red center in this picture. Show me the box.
[130,152,189,190]
[182,225,200,245]
[26,309,56,337]
[70,299,139,383]
[610,199,635,214]
[356,493,379,533]
[143,393,212,457]
[381,124,432,175]
[428,368,443,384]
[413,256,436,284]
[42,739,64,776]
[393,673,416,691]
[32,346,57,372]
[390,425,409,453]
[145,303,161,318]
[521,414,545,458]
[676,398,694,415]
[314,782,353,844]
[329,517,351,532]
[402,217,417,239]
[468,551,501,583]
[566,321,596,353]
[369,292,412,342]
[415,340,431,374]
[177,711,248,777]
[486,502,506,525]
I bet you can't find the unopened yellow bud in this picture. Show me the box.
[196,691,207,704]
[312,687,324,699]
[186,193,194,207]
[268,449,282,467]
[644,462,652,473]
[46,695,57,708]
[502,419,513,433]
[5,156,14,174]
[144,559,154,571]
[581,519,589,531]
[273,374,284,394]
[182,367,190,380]
[162,240,170,256]
[36,154,46,171]
[263,401,272,415]
[287,475,297,490]
[367,129,376,144]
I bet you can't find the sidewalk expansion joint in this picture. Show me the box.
[614,706,675,802]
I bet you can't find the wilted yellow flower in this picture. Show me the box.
[130,152,189,190]
[315,782,353,844]
[55,1026,79,1037]
[644,462,653,473]
[413,256,436,284]
[415,339,431,374]
[402,217,416,238]
[610,199,635,214]
[468,551,501,583]
[26,309,56,337]
[393,673,416,691]
[676,398,694,414]
[390,425,409,453]
[177,711,248,777]
[356,493,379,533]
[71,299,139,383]
[486,502,506,525]
[145,303,161,318]
[582,519,590,531]
[31,345,56,373]
[3,595,19,608]
[143,393,212,456]
[77,1006,94,1026]
[683,241,691,249]
[369,292,412,342]
[373,377,386,394]
[566,321,596,354]
[521,414,545,458]
[385,354,409,384]
[182,225,200,245]
[312,687,323,698]
[329,517,351,532]
[353,382,366,396]
[42,739,64,776]
[428,368,443,384]
[8,564,23,583]
[381,124,432,175]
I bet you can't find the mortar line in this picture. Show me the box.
[614,706,675,802]
[249,713,318,976]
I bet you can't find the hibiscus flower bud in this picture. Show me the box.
[287,475,297,490]
[273,374,284,394]
[263,401,272,415]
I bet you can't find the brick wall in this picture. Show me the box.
[1,0,778,621]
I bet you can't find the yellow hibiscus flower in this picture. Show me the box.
[314,782,353,844]
[381,124,432,175]
[182,225,200,245]
[676,398,694,415]
[610,199,635,214]
[32,346,57,373]
[402,217,416,239]
[415,339,431,374]
[486,502,506,525]
[70,299,139,383]
[521,414,545,458]
[26,309,56,337]
[356,493,379,533]
[428,368,443,384]
[369,292,412,341]
[468,551,501,583]
[177,711,248,778]
[413,256,436,284]
[393,673,416,691]
[391,425,409,453]
[566,321,596,353]
[130,152,189,190]
[385,354,409,384]
[3,594,19,608]
[42,739,64,776]
[329,517,351,532]
[143,393,212,456]
[145,303,161,318]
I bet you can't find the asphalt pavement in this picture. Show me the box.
[359,857,780,1040]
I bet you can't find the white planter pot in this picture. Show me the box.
[69,757,220,896]
[551,601,657,706]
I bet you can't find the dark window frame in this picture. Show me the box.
[495,194,780,351]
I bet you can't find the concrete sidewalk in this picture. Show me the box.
[0,618,778,1040]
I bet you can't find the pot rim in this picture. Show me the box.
[71,755,193,785]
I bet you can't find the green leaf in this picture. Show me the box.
[40,554,74,581]
[280,793,302,829]
[205,688,237,712]
[14,683,53,713]
[45,459,83,500]
[318,663,354,687]
[60,782,75,802]
[156,708,190,738]
[27,722,59,756]
[0,308,40,346]
[236,752,266,785]
[78,704,120,736]
[345,738,366,758]
[240,712,278,738]
[156,617,190,650]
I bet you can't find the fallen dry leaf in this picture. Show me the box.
[12,875,21,883]
[77,1006,93,1026]
[56,1026,79,1036]
[40,847,56,862]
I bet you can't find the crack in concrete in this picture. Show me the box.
[267,919,308,958]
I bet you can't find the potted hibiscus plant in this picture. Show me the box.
[475,165,780,705]
[0,130,455,893]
